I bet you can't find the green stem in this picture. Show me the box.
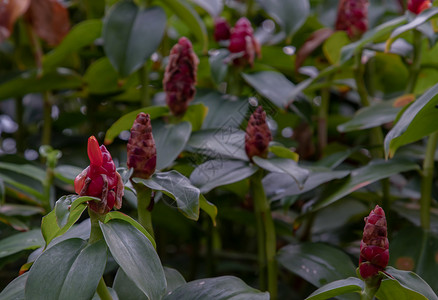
[354,49,370,107]
[42,167,54,212]
[135,184,154,238]
[405,30,423,94]
[420,131,438,230]
[228,67,243,96]
[96,277,113,300]
[88,208,105,244]
[139,64,151,107]
[251,170,278,299]
[246,0,254,17]
[42,92,52,146]
[361,277,382,300]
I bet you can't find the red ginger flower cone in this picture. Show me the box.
[214,17,231,42]
[245,106,272,161]
[74,136,123,214]
[127,112,156,179]
[228,17,261,67]
[408,0,431,14]
[163,37,199,116]
[335,0,369,40]
[359,205,389,279]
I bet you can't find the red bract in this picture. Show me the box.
[245,106,272,161]
[228,17,261,67]
[214,17,231,42]
[74,136,123,214]
[359,205,389,279]
[408,0,431,14]
[127,112,156,179]
[335,0,368,40]
[163,37,199,116]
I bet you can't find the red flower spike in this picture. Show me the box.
[408,0,431,14]
[228,17,261,67]
[127,112,157,179]
[75,137,123,214]
[245,106,272,161]
[359,205,389,279]
[214,17,231,42]
[163,37,199,116]
[335,0,369,40]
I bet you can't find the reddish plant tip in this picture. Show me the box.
[359,205,389,279]
[87,136,103,167]
[214,17,231,42]
[228,17,261,67]
[245,106,272,161]
[335,0,369,40]
[408,0,431,14]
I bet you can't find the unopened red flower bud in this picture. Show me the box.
[408,0,431,14]
[74,136,123,214]
[359,205,389,279]
[245,106,272,161]
[127,112,156,179]
[228,17,261,67]
[214,17,231,42]
[335,0,369,40]
[163,37,199,116]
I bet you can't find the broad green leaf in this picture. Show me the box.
[190,160,258,193]
[182,103,208,131]
[252,157,310,188]
[43,20,102,69]
[386,8,438,51]
[190,0,223,17]
[100,219,166,300]
[54,165,83,185]
[134,170,200,220]
[0,229,44,258]
[103,3,166,77]
[153,120,192,170]
[187,129,248,161]
[258,0,309,40]
[242,71,296,108]
[83,57,121,95]
[277,243,357,290]
[0,162,46,183]
[104,106,169,144]
[269,145,299,161]
[323,31,350,65]
[376,278,428,300]
[0,214,28,231]
[164,267,186,293]
[104,211,156,248]
[199,195,217,226]
[0,173,44,202]
[209,49,229,85]
[305,277,364,300]
[113,268,148,300]
[0,204,44,216]
[160,0,208,53]
[0,273,28,300]
[312,159,420,212]
[0,68,82,100]
[338,100,401,132]
[47,219,91,249]
[384,83,438,158]
[367,53,409,95]
[163,276,269,300]
[25,239,107,300]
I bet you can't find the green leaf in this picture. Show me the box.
[83,57,121,95]
[209,49,229,85]
[100,219,166,300]
[134,170,200,220]
[187,129,248,161]
[163,276,269,300]
[43,20,102,70]
[190,0,223,17]
[25,239,107,300]
[160,0,208,53]
[277,243,357,289]
[103,2,166,77]
[104,211,156,248]
[338,100,401,132]
[252,157,310,188]
[0,162,46,183]
[113,268,148,300]
[164,267,186,294]
[0,173,44,203]
[54,165,83,185]
[104,106,169,144]
[0,214,29,231]
[0,273,28,300]
[269,145,299,161]
[182,103,208,131]
[384,83,438,158]
[0,229,44,258]
[0,178,4,205]
[305,277,364,300]
[257,0,309,40]
[190,160,258,193]
[0,68,82,100]
[386,8,438,51]
[199,195,217,226]
[312,159,420,212]
[323,31,350,65]
[0,204,44,216]
[242,71,296,108]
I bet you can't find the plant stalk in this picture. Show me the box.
[420,131,438,230]
[405,30,423,94]
[42,167,54,212]
[135,184,154,238]
[139,64,151,107]
[96,277,113,300]
[250,170,278,299]
[88,208,106,244]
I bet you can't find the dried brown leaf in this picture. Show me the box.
[0,0,31,43]
[295,28,334,72]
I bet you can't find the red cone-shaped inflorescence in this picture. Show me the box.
[163,37,199,116]
[74,136,123,214]
[408,0,431,14]
[359,205,389,279]
[335,0,369,40]
[214,17,231,42]
[228,17,261,67]
[127,112,156,180]
[245,106,272,161]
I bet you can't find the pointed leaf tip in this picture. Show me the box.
[87,136,103,166]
